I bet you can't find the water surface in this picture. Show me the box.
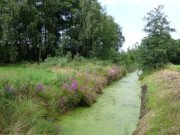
[58,72,141,135]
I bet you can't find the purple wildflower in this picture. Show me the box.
[84,69,88,72]
[82,86,85,91]
[5,86,9,90]
[37,83,44,91]
[57,125,61,132]
[112,66,118,70]
[40,85,43,91]
[62,82,69,88]
[71,77,74,81]
[71,81,77,90]
[10,88,14,93]
[62,97,66,102]
[68,88,72,92]
[109,72,115,76]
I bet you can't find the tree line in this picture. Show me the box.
[0,0,125,63]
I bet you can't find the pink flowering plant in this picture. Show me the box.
[0,62,127,134]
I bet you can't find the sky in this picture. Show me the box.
[98,0,180,51]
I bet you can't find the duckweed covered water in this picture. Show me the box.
[58,72,141,135]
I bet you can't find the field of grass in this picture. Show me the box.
[0,58,127,134]
[135,66,180,134]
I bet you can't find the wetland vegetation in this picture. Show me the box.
[0,1,180,135]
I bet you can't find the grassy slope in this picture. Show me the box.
[134,65,180,135]
[0,59,127,134]
[169,64,180,72]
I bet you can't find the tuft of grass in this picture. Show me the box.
[0,96,58,134]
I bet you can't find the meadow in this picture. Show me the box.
[0,57,127,134]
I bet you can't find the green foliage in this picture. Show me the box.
[0,0,124,63]
[118,45,138,71]
[98,15,125,60]
[43,57,67,67]
[9,45,18,65]
[66,51,72,62]
[138,5,176,71]
[74,53,79,61]
[170,39,180,64]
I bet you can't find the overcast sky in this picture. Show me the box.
[98,0,180,51]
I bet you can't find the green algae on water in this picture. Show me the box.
[57,72,141,135]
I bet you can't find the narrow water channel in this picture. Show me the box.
[58,71,141,135]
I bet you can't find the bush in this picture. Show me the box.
[74,53,79,61]
[77,56,86,62]
[43,57,67,67]
[66,51,72,62]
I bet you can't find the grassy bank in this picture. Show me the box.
[0,58,127,134]
[134,65,180,135]
[169,65,180,72]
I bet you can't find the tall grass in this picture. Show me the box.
[0,58,127,134]
[143,69,180,134]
